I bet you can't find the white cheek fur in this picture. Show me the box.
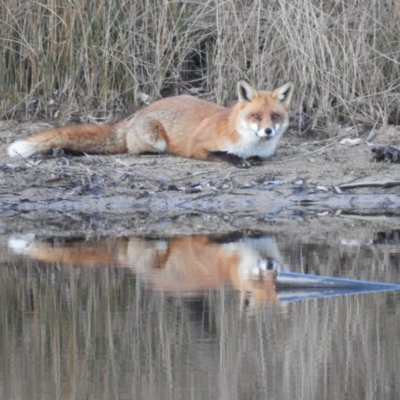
[250,122,258,133]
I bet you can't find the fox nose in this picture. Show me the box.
[265,128,274,136]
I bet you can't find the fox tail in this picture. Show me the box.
[7,123,128,158]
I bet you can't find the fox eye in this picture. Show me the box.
[271,113,280,121]
[252,114,261,121]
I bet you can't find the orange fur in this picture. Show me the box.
[9,234,282,306]
[8,80,294,167]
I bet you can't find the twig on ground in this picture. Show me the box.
[339,181,400,189]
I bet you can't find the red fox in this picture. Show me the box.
[8,233,282,306]
[7,80,294,167]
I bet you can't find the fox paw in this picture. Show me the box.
[207,151,252,168]
[235,158,251,168]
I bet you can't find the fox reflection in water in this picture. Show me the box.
[9,232,282,306]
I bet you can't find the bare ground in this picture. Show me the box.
[1,120,400,237]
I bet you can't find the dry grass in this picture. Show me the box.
[0,0,399,130]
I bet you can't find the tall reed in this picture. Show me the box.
[0,0,399,130]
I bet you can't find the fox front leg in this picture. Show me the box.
[207,151,251,168]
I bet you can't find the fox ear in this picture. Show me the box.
[272,81,294,108]
[237,80,258,103]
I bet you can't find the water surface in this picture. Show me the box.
[1,230,400,399]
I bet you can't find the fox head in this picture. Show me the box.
[235,79,294,148]
[224,237,282,308]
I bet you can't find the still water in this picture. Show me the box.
[1,229,400,399]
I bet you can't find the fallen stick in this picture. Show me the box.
[339,181,400,189]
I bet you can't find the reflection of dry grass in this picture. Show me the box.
[1,248,400,399]
[279,233,400,283]
[1,0,399,128]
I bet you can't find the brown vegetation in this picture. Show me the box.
[1,0,399,130]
